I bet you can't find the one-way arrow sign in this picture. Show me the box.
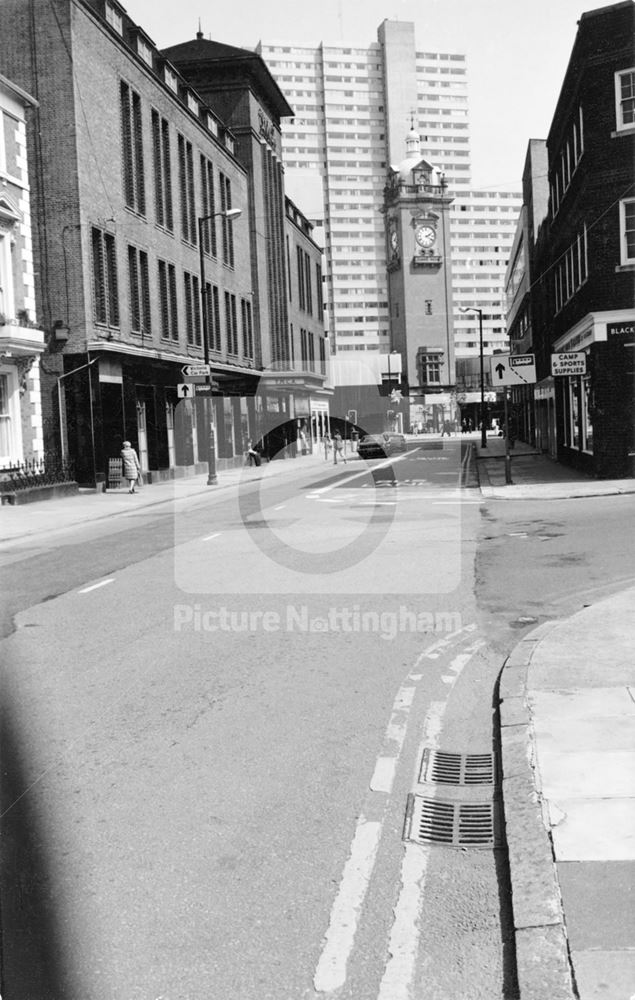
[489,353,536,386]
[177,383,192,398]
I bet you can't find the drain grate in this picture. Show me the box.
[405,794,498,848]
[419,749,495,786]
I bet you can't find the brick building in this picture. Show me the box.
[0,73,45,473]
[522,1,635,478]
[0,0,328,484]
[163,33,330,459]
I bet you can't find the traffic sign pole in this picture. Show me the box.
[503,388,513,484]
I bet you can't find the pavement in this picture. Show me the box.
[1,436,634,999]
[476,435,635,999]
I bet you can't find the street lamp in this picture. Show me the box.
[460,306,487,449]
[198,207,242,484]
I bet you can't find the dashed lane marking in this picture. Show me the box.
[203,532,222,541]
[78,579,114,594]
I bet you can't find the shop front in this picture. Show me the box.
[553,311,635,478]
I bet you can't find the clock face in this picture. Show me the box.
[390,229,399,252]
[416,225,436,248]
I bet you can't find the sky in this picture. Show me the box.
[123,0,610,190]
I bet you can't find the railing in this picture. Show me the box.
[0,453,76,493]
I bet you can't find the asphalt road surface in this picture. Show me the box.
[1,441,632,999]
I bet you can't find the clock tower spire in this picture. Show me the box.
[384,131,456,433]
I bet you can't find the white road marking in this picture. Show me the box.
[370,756,398,793]
[313,818,383,993]
[376,844,431,1000]
[78,579,114,594]
[274,504,286,510]
[203,532,221,541]
[396,686,416,708]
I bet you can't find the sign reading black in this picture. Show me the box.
[607,322,635,337]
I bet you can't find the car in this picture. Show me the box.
[357,432,407,458]
[383,432,407,453]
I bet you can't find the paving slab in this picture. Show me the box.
[537,751,635,798]
[558,861,635,950]
[530,688,635,718]
[572,949,635,1000]
[550,798,635,861]
[531,715,635,752]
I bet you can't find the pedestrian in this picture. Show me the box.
[323,431,332,460]
[299,428,308,455]
[442,419,452,437]
[333,431,347,464]
[246,439,261,466]
[121,440,141,493]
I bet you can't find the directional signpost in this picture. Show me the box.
[181,363,211,379]
[488,354,536,486]
[551,352,586,376]
[490,353,537,386]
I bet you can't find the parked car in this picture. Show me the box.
[357,432,407,458]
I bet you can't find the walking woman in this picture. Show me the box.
[121,440,141,493]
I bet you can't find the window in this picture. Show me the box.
[91,227,119,327]
[418,349,443,384]
[305,253,313,315]
[210,285,221,352]
[137,38,153,67]
[177,134,196,244]
[219,173,234,266]
[200,156,217,257]
[184,271,201,346]
[128,246,151,336]
[164,66,178,93]
[225,291,238,353]
[151,111,173,232]
[615,69,635,132]
[105,1,123,34]
[158,259,178,341]
[620,198,635,264]
[241,297,254,358]
[120,82,145,215]
[554,224,588,311]
[297,246,305,310]
[316,262,324,316]
[0,371,16,463]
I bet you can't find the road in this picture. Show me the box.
[0,440,633,999]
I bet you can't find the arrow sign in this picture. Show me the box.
[489,354,536,386]
[182,363,211,378]
[177,383,192,398]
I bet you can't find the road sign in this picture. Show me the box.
[490,353,537,386]
[177,383,193,398]
[193,383,216,396]
[551,352,587,376]
[181,363,211,378]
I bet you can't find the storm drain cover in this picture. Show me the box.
[405,794,498,848]
[419,749,496,786]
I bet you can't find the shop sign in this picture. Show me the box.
[607,322,635,338]
[551,352,587,376]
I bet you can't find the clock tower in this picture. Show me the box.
[384,128,456,430]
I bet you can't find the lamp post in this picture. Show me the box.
[198,207,242,484]
[460,306,487,449]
